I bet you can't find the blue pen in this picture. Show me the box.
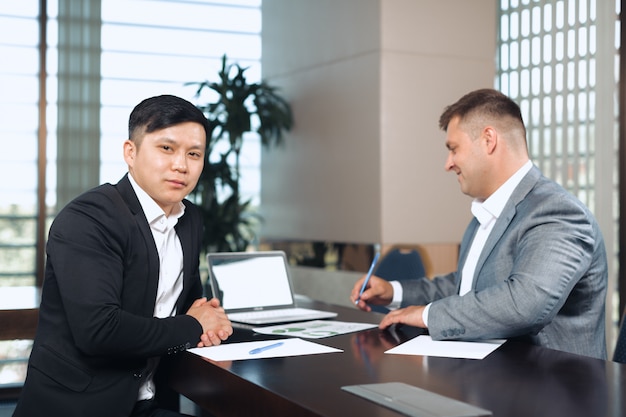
[355,252,380,305]
[249,341,284,355]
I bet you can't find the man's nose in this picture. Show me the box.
[173,154,187,171]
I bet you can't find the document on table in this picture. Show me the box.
[252,320,377,339]
[188,337,342,361]
[385,335,505,360]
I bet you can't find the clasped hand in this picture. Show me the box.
[186,297,233,347]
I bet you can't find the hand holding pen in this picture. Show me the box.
[354,252,380,305]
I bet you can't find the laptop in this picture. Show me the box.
[206,251,338,325]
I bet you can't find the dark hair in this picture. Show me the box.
[438,88,525,134]
[128,94,209,143]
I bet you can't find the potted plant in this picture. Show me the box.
[187,55,293,253]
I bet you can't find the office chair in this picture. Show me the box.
[614,313,626,363]
[370,247,427,314]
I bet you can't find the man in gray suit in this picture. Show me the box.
[351,89,608,359]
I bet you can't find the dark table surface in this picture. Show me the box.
[168,298,626,417]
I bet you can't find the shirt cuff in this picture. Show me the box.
[422,303,431,327]
[388,280,403,310]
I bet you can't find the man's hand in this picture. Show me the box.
[186,297,233,347]
[350,275,394,311]
[378,305,427,329]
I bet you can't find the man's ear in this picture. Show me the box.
[482,126,498,154]
[123,140,135,166]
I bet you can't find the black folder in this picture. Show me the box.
[342,382,492,417]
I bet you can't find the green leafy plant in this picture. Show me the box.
[188,55,293,253]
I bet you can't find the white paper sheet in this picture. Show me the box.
[188,337,342,361]
[252,320,377,339]
[385,335,505,360]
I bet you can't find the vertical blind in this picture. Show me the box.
[0,1,57,285]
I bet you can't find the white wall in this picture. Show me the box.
[290,266,362,308]
[261,0,496,246]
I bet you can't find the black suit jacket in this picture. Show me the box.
[14,175,205,417]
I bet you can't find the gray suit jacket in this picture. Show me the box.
[401,166,608,359]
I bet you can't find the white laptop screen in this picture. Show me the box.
[209,254,295,310]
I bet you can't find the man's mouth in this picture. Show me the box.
[168,179,186,187]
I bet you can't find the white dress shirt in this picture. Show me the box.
[128,174,185,402]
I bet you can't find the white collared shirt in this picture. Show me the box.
[458,160,532,295]
[128,173,185,401]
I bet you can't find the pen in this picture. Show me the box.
[249,341,284,355]
[355,251,380,305]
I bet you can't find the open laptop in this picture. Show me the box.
[206,251,338,325]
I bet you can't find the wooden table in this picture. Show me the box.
[168,298,626,417]
[0,286,40,400]
[0,286,39,339]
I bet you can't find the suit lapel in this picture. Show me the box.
[116,175,161,313]
[174,211,192,311]
[471,167,542,290]
[456,218,479,292]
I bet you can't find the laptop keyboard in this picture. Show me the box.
[229,307,315,320]
[227,307,336,324]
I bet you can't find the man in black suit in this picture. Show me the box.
[14,95,233,417]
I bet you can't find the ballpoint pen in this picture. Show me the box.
[355,251,380,305]
[249,341,284,355]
